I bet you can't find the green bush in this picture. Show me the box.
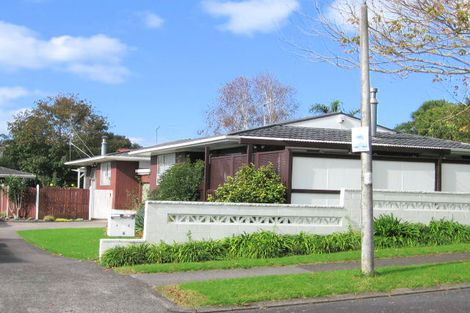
[101,216,470,268]
[208,163,286,203]
[149,160,204,201]
[374,215,422,248]
[101,244,151,267]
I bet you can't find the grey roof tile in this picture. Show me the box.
[234,125,470,151]
[0,166,35,178]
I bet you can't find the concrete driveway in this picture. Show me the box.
[0,221,168,313]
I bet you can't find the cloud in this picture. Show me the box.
[0,21,129,83]
[203,0,299,35]
[0,87,29,106]
[140,12,165,29]
[0,86,36,133]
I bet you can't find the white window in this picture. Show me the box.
[101,162,111,186]
[157,153,176,183]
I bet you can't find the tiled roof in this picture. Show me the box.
[233,125,470,151]
[0,166,35,178]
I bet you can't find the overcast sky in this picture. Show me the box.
[0,0,451,146]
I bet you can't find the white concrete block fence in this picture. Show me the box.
[99,189,470,257]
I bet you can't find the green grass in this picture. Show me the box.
[161,260,470,307]
[116,243,470,274]
[18,228,106,260]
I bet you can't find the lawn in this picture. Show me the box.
[18,228,106,260]
[116,243,470,274]
[161,260,470,308]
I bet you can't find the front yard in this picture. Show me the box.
[18,228,106,260]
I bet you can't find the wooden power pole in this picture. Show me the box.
[360,1,375,275]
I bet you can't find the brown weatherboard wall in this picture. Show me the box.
[113,161,140,210]
[208,149,289,195]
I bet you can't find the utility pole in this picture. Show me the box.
[360,1,374,275]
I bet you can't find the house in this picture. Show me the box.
[65,137,150,218]
[129,112,470,205]
[0,166,35,179]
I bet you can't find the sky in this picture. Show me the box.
[0,0,455,147]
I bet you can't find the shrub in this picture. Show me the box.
[0,211,7,221]
[374,215,422,248]
[208,163,286,203]
[101,216,470,268]
[43,215,55,222]
[101,244,151,267]
[149,160,204,201]
[100,229,362,268]
[135,205,145,233]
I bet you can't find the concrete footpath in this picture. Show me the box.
[133,252,470,287]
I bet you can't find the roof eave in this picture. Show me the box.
[129,135,240,156]
[64,155,150,167]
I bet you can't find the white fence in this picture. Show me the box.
[99,189,470,257]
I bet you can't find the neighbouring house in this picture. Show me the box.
[65,137,150,219]
[0,166,35,179]
[0,166,36,218]
[129,112,470,205]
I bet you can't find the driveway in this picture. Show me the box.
[0,221,168,313]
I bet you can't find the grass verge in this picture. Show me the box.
[116,243,470,274]
[161,260,470,307]
[18,228,106,260]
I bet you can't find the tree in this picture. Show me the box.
[3,177,30,219]
[203,73,298,134]
[3,95,139,186]
[309,99,360,116]
[395,99,470,142]
[148,161,205,201]
[302,0,469,98]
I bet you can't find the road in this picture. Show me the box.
[1,221,469,313]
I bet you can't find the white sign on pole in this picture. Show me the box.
[351,127,370,152]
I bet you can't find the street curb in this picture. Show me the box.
[155,283,470,313]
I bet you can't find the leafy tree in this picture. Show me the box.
[303,0,469,97]
[203,73,298,134]
[395,99,470,142]
[148,160,205,201]
[3,177,30,219]
[208,163,286,203]
[3,95,140,186]
[309,99,360,116]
